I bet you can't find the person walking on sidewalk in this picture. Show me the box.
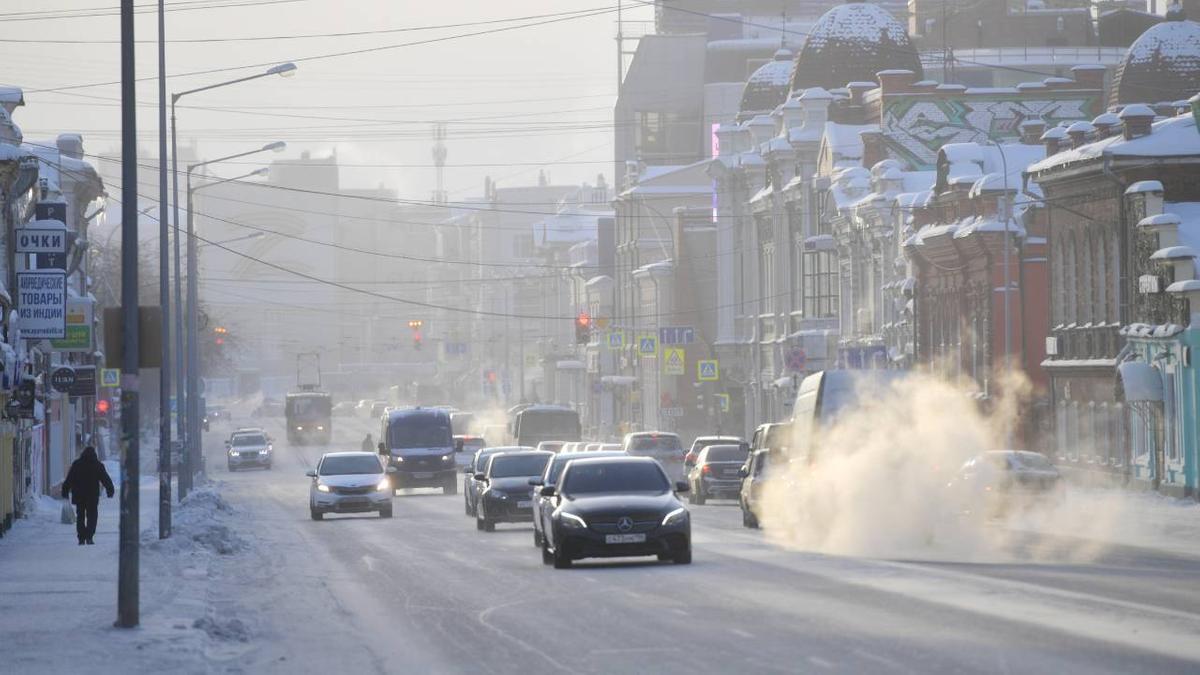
[61,446,115,546]
[362,433,375,453]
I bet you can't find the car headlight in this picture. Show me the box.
[376,479,390,491]
[392,456,404,463]
[229,451,240,457]
[295,426,303,431]
[488,489,507,499]
[442,453,453,462]
[662,507,688,527]
[559,512,587,530]
[317,484,331,493]
[317,426,325,431]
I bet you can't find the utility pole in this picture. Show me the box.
[116,0,140,629]
[156,0,171,540]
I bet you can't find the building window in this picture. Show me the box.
[635,110,698,159]
[1078,233,1093,325]
[761,244,775,315]
[803,250,837,318]
[1065,232,1077,323]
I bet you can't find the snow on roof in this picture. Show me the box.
[901,171,935,193]
[1149,245,1197,261]
[1139,213,1181,228]
[1093,112,1121,126]
[952,216,1027,240]
[0,87,24,106]
[823,122,875,163]
[1127,180,1165,194]
[1029,112,1200,174]
[0,143,26,162]
[969,173,1016,197]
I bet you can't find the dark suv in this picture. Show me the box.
[474,450,553,532]
[687,444,749,504]
[738,449,774,528]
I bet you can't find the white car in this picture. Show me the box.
[307,452,395,520]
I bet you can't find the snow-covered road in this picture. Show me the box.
[5,414,1200,674]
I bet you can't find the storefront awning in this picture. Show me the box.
[1118,361,1163,402]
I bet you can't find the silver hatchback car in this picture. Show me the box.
[307,452,395,520]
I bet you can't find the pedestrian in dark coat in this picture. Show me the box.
[61,446,115,545]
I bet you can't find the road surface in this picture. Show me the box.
[197,415,1200,674]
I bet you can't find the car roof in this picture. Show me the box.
[232,428,265,435]
[566,455,656,467]
[386,407,449,420]
[694,435,741,441]
[320,451,379,459]
[554,450,624,461]
[626,431,680,438]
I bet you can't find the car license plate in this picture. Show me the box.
[517,500,532,509]
[605,533,646,544]
[413,472,434,479]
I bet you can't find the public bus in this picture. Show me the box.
[513,405,581,449]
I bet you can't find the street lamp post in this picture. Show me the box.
[182,157,275,491]
[170,63,295,499]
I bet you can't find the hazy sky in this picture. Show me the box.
[3,0,651,199]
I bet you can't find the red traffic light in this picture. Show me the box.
[95,399,111,414]
[576,312,591,327]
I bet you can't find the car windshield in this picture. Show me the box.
[561,461,669,495]
[319,455,381,476]
[388,416,452,449]
[1013,452,1055,470]
[489,454,550,478]
[474,451,500,471]
[629,436,681,451]
[704,445,747,462]
[232,435,267,447]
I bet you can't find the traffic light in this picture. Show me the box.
[213,325,228,346]
[95,398,111,415]
[574,312,591,344]
[408,319,423,350]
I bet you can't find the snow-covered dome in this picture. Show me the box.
[1110,5,1200,106]
[790,0,922,93]
[738,48,795,120]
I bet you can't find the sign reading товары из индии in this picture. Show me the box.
[17,271,67,340]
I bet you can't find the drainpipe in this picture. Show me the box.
[1100,151,1129,327]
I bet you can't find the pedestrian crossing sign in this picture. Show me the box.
[663,347,685,375]
[638,334,658,357]
[607,331,624,350]
[100,368,120,388]
[697,359,719,382]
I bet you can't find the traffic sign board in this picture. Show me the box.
[638,334,658,357]
[715,393,730,413]
[785,348,807,372]
[697,359,719,382]
[663,347,685,375]
[607,331,624,350]
[100,368,120,387]
[660,407,684,418]
[659,326,695,345]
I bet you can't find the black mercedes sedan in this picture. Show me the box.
[539,456,691,569]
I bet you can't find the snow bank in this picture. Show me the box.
[143,486,246,556]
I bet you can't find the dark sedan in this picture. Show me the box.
[530,450,625,548]
[539,456,691,568]
[475,450,553,532]
[686,443,749,504]
[463,446,529,517]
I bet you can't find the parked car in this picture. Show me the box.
[463,446,531,517]
[539,456,691,568]
[687,444,749,504]
[530,449,626,548]
[948,450,1063,516]
[559,442,582,453]
[685,436,747,469]
[307,452,395,520]
[474,450,553,532]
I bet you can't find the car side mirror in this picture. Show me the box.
[386,466,398,474]
[675,481,689,493]
[540,486,556,498]
[738,467,749,478]
[305,470,317,478]
[473,472,486,482]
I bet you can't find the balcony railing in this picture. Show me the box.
[1051,322,1122,361]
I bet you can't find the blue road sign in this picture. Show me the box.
[659,326,695,345]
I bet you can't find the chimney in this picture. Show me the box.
[860,130,886,169]
[1043,77,1074,90]
[1091,112,1121,139]
[1069,64,1106,90]
[1040,126,1067,155]
[846,81,876,107]
[1119,104,1156,140]
[798,87,833,131]
[876,69,916,95]
[1018,119,1046,145]
[1066,121,1096,148]
[781,96,805,133]
[56,133,83,159]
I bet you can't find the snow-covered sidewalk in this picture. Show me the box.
[0,475,251,674]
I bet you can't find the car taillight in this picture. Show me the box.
[701,465,711,475]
